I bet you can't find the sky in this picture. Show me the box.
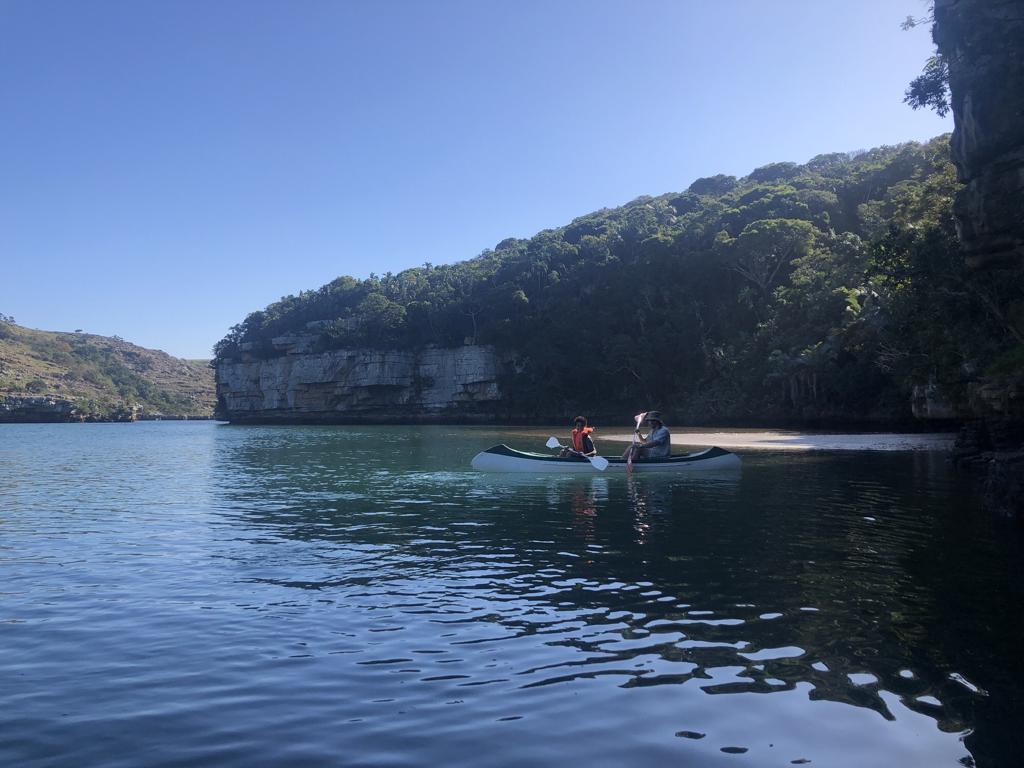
[0,0,951,359]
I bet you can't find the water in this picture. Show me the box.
[1,422,1022,767]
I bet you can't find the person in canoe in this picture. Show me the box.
[622,410,671,462]
[559,415,597,459]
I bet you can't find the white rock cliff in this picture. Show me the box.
[215,339,505,422]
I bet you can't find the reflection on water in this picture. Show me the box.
[1,423,1022,767]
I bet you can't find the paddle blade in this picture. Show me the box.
[545,436,561,449]
[589,455,610,471]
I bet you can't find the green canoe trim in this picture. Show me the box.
[482,444,732,464]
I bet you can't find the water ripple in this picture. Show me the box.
[1,423,1020,766]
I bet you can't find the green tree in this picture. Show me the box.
[719,219,816,308]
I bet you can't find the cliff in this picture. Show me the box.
[1,395,82,423]
[217,137,976,427]
[933,0,1024,517]
[0,322,216,422]
[216,336,505,423]
[934,0,1024,268]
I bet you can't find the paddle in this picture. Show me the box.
[627,411,645,473]
[545,436,610,471]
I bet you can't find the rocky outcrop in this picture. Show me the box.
[0,396,137,423]
[969,376,1024,419]
[912,375,1024,422]
[933,1,1024,518]
[0,395,80,423]
[952,419,1024,518]
[934,0,1024,268]
[911,381,960,420]
[215,339,506,423]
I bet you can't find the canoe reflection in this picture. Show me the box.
[569,477,606,542]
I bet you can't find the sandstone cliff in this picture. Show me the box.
[215,335,505,423]
[934,0,1024,268]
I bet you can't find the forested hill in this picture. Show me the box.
[0,321,215,421]
[215,135,1024,424]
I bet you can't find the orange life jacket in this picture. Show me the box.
[571,427,594,453]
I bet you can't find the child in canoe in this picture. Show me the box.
[559,415,597,458]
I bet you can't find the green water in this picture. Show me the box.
[1,422,1021,767]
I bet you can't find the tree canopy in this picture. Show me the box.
[215,136,1024,423]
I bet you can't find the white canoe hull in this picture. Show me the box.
[470,444,741,473]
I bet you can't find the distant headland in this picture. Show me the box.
[0,319,215,422]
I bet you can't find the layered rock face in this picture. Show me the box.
[934,0,1024,268]
[0,396,137,423]
[215,338,505,423]
[0,396,80,423]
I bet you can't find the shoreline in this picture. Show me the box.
[596,429,956,452]
[0,419,958,452]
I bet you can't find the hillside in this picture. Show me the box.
[0,321,215,421]
[215,135,1024,425]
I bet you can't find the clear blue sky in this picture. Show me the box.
[0,0,950,359]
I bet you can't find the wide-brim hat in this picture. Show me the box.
[643,410,664,424]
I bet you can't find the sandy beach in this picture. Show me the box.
[597,429,957,452]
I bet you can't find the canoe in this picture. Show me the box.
[470,444,741,473]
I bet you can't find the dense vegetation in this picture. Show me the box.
[215,136,1024,423]
[902,10,951,118]
[0,320,215,420]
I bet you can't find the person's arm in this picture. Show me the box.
[582,434,597,456]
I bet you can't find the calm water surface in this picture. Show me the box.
[1,423,1022,767]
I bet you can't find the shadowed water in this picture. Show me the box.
[1,423,1022,767]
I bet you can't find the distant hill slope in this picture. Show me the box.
[0,321,215,421]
